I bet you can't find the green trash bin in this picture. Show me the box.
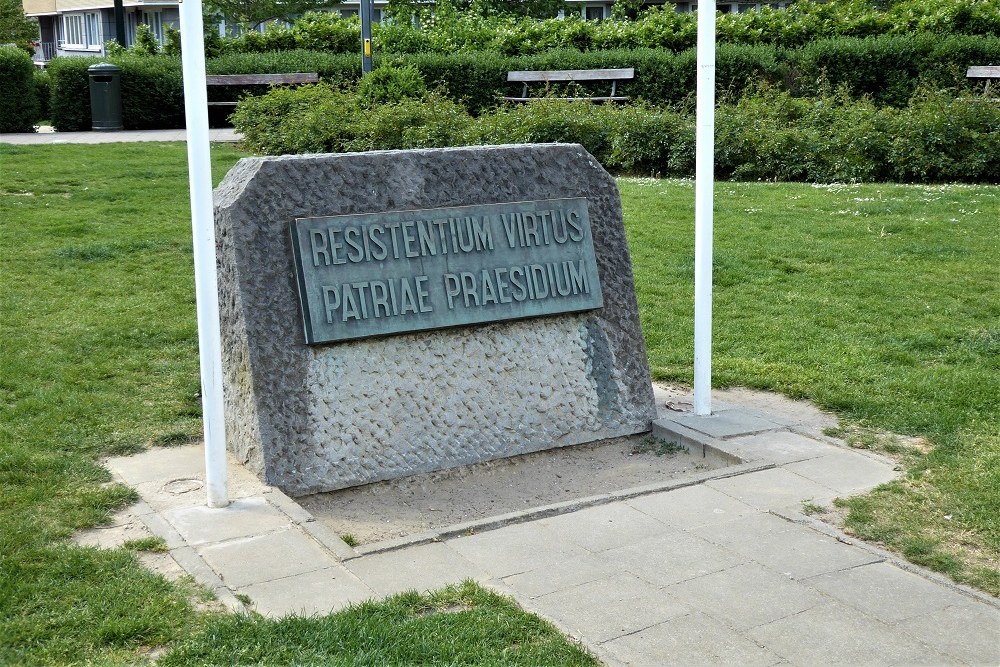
[88,63,123,131]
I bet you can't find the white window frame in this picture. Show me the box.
[60,11,101,51]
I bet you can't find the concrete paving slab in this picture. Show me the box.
[724,430,833,464]
[626,484,757,530]
[239,566,376,618]
[665,562,827,630]
[692,513,882,579]
[539,502,672,552]
[897,602,1000,665]
[667,408,786,439]
[343,542,484,597]
[783,448,898,495]
[75,511,152,549]
[197,529,334,588]
[0,128,242,144]
[164,497,291,546]
[447,520,588,578]
[706,467,836,510]
[107,445,205,485]
[601,611,785,666]
[712,386,838,431]
[599,530,747,587]
[530,573,690,643]
[748,601,956,665]
[502,552,614,599]
[804,562,973,623]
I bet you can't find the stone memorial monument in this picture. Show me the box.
[215,144,657,496]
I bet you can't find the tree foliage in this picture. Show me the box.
[204,0,332,30]
[0,0,39,51]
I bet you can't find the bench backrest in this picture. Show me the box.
[205,73,320,86]
[966,66,1000,79]
[507,68,635,83]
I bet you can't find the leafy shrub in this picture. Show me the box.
[132,23,160,56]
[0,46,40,132]
[233,81,998,184]
[163,26,182,57]
[231,83,472,154]
[356,63,427,107]
[348,93,473,150]
[606,104,694,176]
[471,99,618,164]
[292,12,360,53]
[715,84,893,182]
[230,83,359,154]
[887,90,1000,183]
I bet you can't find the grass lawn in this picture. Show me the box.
[0,143,598,666]
[0,144,996,663]
[621,177,999,594]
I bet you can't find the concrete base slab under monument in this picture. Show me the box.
[92,384,1000,666]
[215,144,656,496]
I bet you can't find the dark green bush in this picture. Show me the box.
[0,46,41,133]
[791,34,1000,107]
[33,69,51,122]
[405,51,512,115]
[48,55,100,131]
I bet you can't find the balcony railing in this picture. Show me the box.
[33,41,57,62]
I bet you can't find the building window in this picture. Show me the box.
[61,12,101,49]
[585,5,604,20]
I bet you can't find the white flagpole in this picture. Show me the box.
[178,0,229,507]
[693,2,716,417]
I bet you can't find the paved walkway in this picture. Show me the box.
[94,386,1000,666]
[0,127,241,144]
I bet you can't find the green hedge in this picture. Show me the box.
[233,83,1000,184]
[0,46,40,133]
[46,34,1000,131]
[792,33,1000,107]
[48,56,99,131]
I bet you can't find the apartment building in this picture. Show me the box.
[23,0,178,64]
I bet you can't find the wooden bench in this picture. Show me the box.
[503,68,634,104]
[205,73,320,108]
[966,66,1000,96]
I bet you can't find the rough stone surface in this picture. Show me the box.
[214,144,656,495]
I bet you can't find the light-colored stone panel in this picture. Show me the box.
[197,529,334,588]
[666,562,827,630]
[344,542,484,597]
[239,566,375,617]
[749,602,955,665]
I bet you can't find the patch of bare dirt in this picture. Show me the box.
[298,432,729,545]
